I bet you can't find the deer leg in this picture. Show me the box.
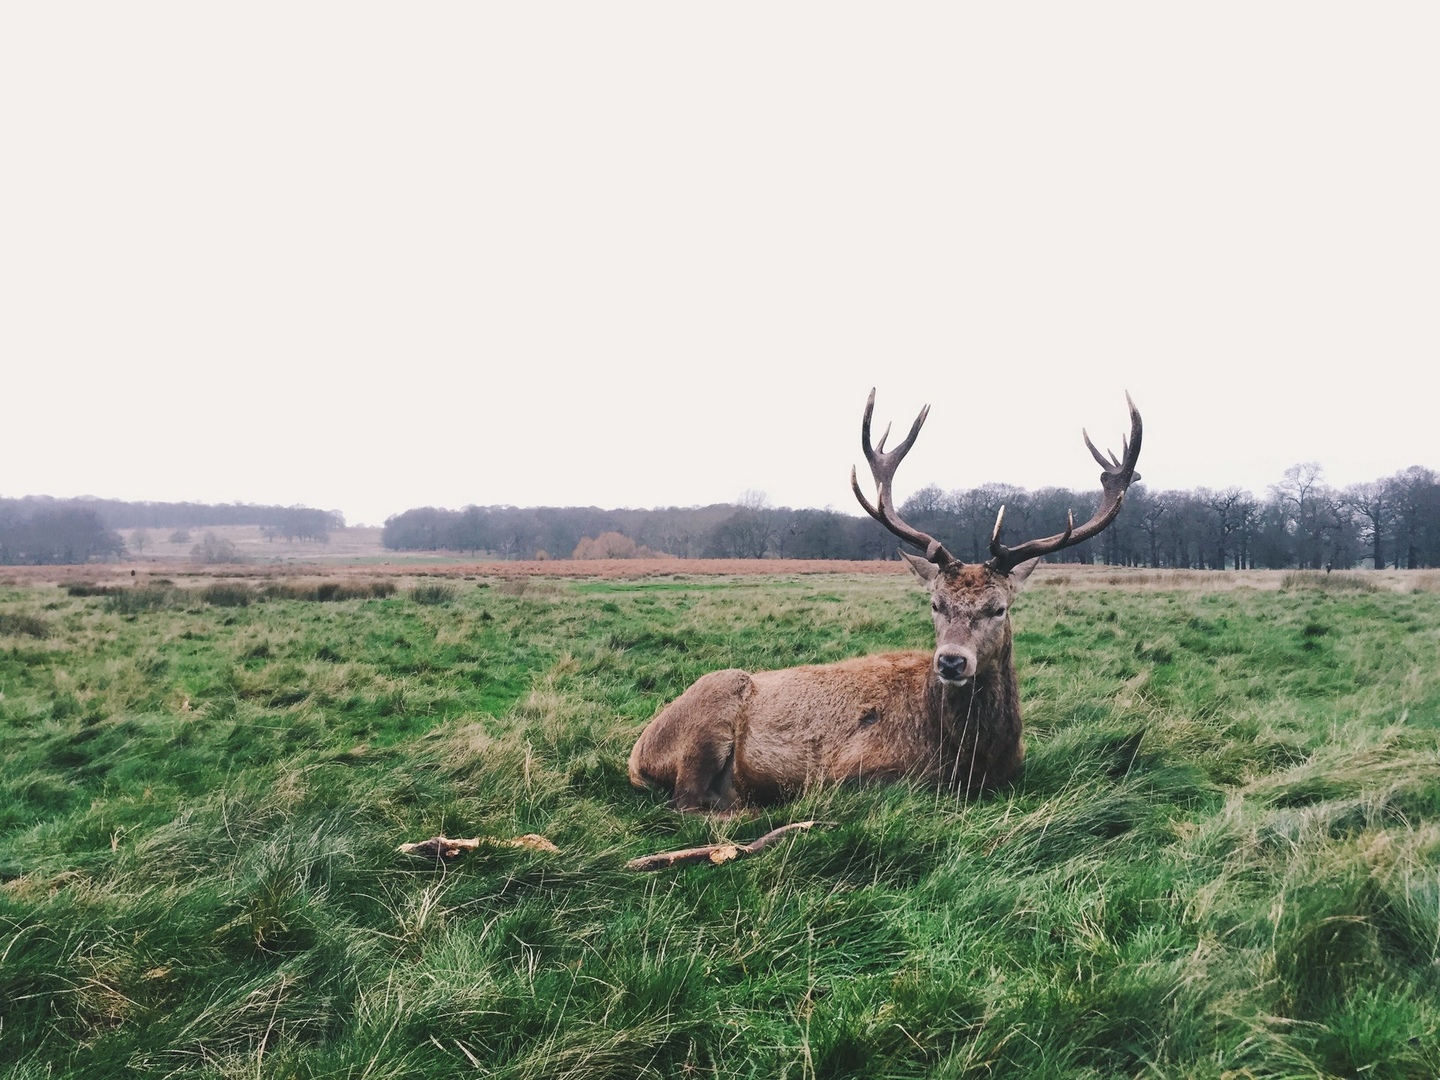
[672,738,738,813]
[629,669,754,813]
[710,749,739,809]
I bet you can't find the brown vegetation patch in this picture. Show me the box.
[0,557,898,588]
[3,557,1433,593]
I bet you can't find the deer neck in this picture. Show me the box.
[925,636,1024,789]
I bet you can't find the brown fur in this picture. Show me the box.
[628,558,1037,811]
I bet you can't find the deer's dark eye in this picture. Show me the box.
[931,600,941,613]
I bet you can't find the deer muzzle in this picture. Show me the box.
[934,645,977,685]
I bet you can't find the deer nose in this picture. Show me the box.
[935,649,974,683]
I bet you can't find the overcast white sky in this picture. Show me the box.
[2,5,1436,526]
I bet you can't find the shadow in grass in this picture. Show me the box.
[776,814,941,888]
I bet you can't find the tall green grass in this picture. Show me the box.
[1,574,1438,1077]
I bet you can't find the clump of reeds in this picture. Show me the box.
[261,580,396,602]
[102,586,189,614]
[65,582,122,597]
[200,583,254,608]
[410,583,457,606]
[0,612,51,638]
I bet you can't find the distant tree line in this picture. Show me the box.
[379,502,899,561]
[383,462,1440,569]
[0,506,126,565]
[895,464,1440,570]
[1,496,343,537]
[8,462,1438,568]
[0,497,344,565]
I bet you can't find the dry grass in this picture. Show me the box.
[1404,569,1440,593]
[118,524,388,564]
[5,557,1435,596]
[0,557,916,590]
[1035,565,1431,593]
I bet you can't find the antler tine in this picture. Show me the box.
[1083,429,1114,471]
[988,394,1143,574]
[852,388,957,568]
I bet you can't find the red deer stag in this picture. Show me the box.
[628,390,1142,812]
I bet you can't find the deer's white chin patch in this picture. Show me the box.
[937,674,973,687]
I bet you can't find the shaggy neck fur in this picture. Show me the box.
[925,633,1024,792]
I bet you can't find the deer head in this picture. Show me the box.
[852,388,1142,686]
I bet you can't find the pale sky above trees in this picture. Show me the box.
[2,4,1436,525]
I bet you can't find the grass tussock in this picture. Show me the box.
[260,580,397,602]
[101,585,190,614]
[1,572,1439,1076]
[64,582,123,597]
[199,582,254,607]
[409,583,457,606]
[0,611,51,638]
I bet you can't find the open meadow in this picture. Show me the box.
[115,527,393,566]
[2,565,1439,1078]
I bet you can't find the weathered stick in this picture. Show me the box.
[399,822,830,871]
[625,820,830,872]
[398,834,559,860]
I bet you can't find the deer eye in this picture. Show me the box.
[930,600,941,613]
[988,606,1007,618]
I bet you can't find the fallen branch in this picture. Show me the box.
[399,822,832,871]
[399,833,559,860]
[625,820,831,872]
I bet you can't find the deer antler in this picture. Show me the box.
[851,388,958,568]
[987,393,1143,574]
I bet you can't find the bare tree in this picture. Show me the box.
[1343,480,1394,569]
[1272,463,1330,569]
[1127,486,1165,568]
[1390,467,1440,568]
[1233,494,1259,570]
[1200,487,1248,569]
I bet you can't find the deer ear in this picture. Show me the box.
[900,550,941,583]
[1007,557,1041,589]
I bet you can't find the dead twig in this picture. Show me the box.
[399,821,832,871]
[398,833,559,860]
[625,820,832,872]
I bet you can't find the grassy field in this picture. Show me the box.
[1,568,1438,1078]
